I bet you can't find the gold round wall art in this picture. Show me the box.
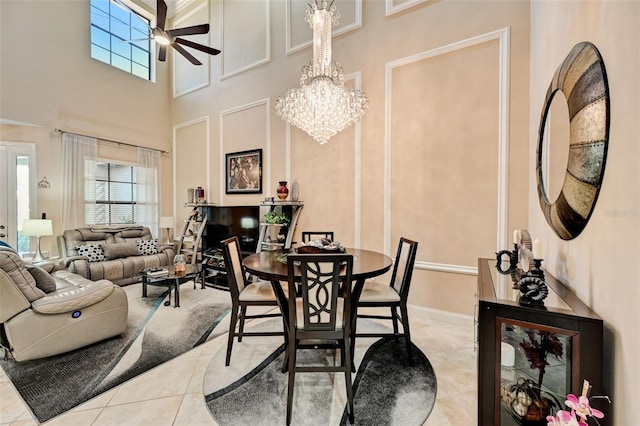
[536,42,610,240]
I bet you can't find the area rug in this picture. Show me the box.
[0,282,231,423]
[204,320,437,426]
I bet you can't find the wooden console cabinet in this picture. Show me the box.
[476,257,606,425]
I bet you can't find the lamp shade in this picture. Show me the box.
[159,216,175,228]
[22,219,53,237]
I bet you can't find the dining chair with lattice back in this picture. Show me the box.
[285,253,355,425]
[354,237,418,362]
[301,231,334,243]
[221,236,285,366]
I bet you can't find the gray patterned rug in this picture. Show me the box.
[204,320,437,426]
[0,282,231,423]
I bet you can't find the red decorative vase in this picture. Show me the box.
[277,181,289,200]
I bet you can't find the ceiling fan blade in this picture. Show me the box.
[167,24,210,37]
[174,37,221,56]
[158,45,167,62]
[172,43,202,66]
[156,0,167,31]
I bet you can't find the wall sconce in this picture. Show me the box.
[22,219,53,261]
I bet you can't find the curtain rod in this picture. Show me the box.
[54,128,170,155]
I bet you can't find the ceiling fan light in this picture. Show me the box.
[154,34,171,45]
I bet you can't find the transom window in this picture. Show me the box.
[90,0,152,80]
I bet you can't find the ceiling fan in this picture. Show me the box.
[117,0,221,65]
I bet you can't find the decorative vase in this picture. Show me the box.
[195,186,205,203]
[291,179,299,202]
[277,181,289,200]
[173,254,186,273]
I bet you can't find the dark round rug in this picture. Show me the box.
[204,331,437,426]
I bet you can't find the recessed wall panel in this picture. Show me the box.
[175,119,208,211]
[220,100,269,205]
[390,40,500,267]
[221,0,270,79]
[173,2,211,98]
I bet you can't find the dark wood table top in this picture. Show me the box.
[242,248,392,283]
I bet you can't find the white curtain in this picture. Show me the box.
[61,133,97,231]
[136,147,160,237]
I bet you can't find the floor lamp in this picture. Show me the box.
[159,216,175,245]
[22,219,53,261]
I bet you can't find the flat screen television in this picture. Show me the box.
[203,205,260,254]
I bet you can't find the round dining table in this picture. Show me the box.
[243,247,393,370]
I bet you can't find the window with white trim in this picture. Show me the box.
[90,0,152,80]
[85,161,157,226]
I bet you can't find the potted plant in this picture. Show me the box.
[264,210,290,243]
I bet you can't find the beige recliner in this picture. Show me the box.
[0,247,128,362]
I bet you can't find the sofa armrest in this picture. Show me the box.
[59,256,91,279]
[1,271,31,322]
[159,245,176,259]
[31,280,115,314]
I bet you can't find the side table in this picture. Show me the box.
[141,264,203,308]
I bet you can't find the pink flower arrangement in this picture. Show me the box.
[546,380,609,426]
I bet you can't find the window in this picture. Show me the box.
[90,0,152,80]
[85,161,157,226]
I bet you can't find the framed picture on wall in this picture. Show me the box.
[225,149,263,194]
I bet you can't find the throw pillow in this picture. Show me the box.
[101,242,140,260]
[76,244,105,262]
[27,265,57,293]
[136,239,158,255]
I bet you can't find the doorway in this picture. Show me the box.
[0,142,36,253]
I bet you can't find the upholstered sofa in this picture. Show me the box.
[0,247,128,362]
[57,225,175,286]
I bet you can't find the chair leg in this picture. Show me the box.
[391,306,400,341]
[400,303,413,364]
[286,342,297,425]
[238,306,247,342]
[344,340,355,424]
[225,305,239,366]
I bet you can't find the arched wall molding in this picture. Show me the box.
[285,0,362,55]
[384,27,511,275]
[172,1,211,98]
[220,0,271,80]
[172,116,210,219]
[385,0,430,17]
[219,98,272,204]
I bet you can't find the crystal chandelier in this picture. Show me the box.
[275,1,368,145]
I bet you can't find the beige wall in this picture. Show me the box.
[529,1,640,422]
[171,0,531,317]
[0,0,172,256]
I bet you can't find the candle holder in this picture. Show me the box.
[517,257,548,306]
[496,243,519,275]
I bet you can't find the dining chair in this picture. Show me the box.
[354,237,418,362]
[285,253,355,425]
[221,236,285,366]
[301,231,334,243]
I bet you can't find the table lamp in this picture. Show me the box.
[159,216,175,244]
[22,219,53,261]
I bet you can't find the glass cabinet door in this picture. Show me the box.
[497,318,578,425]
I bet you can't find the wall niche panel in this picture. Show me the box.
[173,2,211,98]
[174,118,209,212]
[389,39,501,269]
[221,0,270,79]
[286,0,361,54]
[220,99,270,205]
[289,76,362,248]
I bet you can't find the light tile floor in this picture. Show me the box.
[0,291,477,426]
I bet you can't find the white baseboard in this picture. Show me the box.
[408,304,474,328]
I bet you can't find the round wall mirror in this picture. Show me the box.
[536,42,610,240]
[540,90,571,199]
